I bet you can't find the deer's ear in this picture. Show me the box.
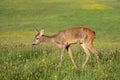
[35,28,39,33]
[40,29,44,35]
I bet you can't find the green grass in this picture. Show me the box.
[0,0,120,80]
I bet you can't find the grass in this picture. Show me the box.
[0,0,120,80]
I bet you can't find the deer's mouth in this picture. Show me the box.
[32,44,35,45]
[32,43,37,45]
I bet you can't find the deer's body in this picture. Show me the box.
[32,27,99,68]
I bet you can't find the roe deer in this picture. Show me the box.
[32,27,99,68]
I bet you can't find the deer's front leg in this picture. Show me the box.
[67,46,77,69]
[59,46,66,68]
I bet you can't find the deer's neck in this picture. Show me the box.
[42,35,55,43]
[42,35,64,48]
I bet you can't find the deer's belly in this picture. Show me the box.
[67,39,80,44]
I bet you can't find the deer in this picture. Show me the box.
[32,27,99,69]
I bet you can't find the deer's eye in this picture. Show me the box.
[36,38,39,40]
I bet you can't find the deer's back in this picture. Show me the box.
[55,27,95,45]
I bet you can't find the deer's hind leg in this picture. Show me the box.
[81,44,91,68]
[87,44,99,63]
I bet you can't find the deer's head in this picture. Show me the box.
[32,29,44,45]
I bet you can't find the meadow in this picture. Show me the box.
[0,0,120,80]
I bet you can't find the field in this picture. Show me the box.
[0,0,120,80]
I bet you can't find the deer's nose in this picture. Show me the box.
[32,43,36,45]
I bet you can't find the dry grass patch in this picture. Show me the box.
[40,0,96,3]
[81,4,113,10]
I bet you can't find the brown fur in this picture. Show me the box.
[32,27,99,68]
